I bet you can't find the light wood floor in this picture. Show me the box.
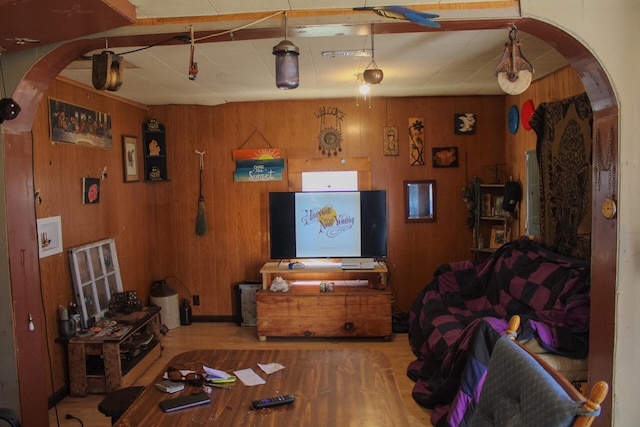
[49,322,433,426]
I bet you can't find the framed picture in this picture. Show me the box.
[37,216,63,258]
[432,146,459,168]
[404,180,436,222]
[493,196,505,217]
[122,135,139,182]
[481,194,492,217]
[454,113,477,134]
[490,225,505,248]
[48,98,113,148]
[82,177,101,204]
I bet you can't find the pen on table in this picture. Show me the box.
[204,383,232,390]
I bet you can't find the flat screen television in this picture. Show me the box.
[269,190,387,260]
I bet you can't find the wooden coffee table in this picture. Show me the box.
[115,348,409,426]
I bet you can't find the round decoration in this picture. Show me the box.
[507,105,519,134]
[318,127,343,156]
[601,197,617,219]
[521,99,535,131]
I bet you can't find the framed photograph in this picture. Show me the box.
[454,113,477,134]
[37,216,63,258]
[404,180,436,222]
[493,196,505,217]
[82,177,101,204]
[122,135,139,182]
[490,225,505,248]
[432,146,459,168]
[481,194,492,217]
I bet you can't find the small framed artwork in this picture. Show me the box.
[481,194,492,217]
[404,180,436,223]
[432,147,459,168]
[493,196,505,217]
[122,135,139,182]
[383,126,399,156]
[37,216,63,258]
[490,225,505,248]
[454,113,477,134]
[82,177,101,204]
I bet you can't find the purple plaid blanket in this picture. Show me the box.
[407,237,590,426]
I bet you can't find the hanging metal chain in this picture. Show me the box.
[594,126,616,197]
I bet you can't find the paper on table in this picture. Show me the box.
[258,362,285,374]
[233,368,266,386]
[203,365,233,380]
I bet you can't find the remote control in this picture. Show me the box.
[252,394,295,409]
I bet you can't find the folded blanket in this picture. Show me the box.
[407,237,590,426]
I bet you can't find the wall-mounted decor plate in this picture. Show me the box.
[508,105,519,134]
[521,99,535,130]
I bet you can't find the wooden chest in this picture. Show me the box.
[256,286,392,340]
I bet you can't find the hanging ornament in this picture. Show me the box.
[494,26,534,95]
[315,107,345,157]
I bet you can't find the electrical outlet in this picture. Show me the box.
[193,295,200,306]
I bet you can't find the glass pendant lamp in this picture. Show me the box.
[273,12,299,89]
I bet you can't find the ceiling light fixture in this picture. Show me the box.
[355,73,371,109]
[273,12,299,90]
[363,24,383,85]
[494,25,534,95]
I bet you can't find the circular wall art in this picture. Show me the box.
[508,105,519,134]
[521,99,535,131]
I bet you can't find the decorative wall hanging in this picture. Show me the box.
[122,135,139,182]
[521,99,535,131]
[432,147,459,168]
[409,118,425,166]
[233,128,283,182]
[49,98,112,148]
[82,177,101,204]
[383,126,399,156]
[316,106,345,157]
[494,25,534,95]
[529,92,592,259]
[142,119,168,181]
[454,113,477,135]
[508,105,519,134]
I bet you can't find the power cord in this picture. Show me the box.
[65,413,84,426]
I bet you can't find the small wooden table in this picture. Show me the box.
[115,348,409,426]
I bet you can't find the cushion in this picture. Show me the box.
[472,337,582,427]
[521,338,588,382]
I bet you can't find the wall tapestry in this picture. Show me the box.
[49,98,112,148]
[316,106,345,157]
[530,92,592,259]
[454,113,477,134]
[383,126,399,156]
[409,118,425,166]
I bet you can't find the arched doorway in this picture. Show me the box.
[2,18,617,427]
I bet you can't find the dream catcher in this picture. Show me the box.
[316,106,345,157]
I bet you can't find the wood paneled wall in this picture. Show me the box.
[147,96,505,318]
[36,68,581,396]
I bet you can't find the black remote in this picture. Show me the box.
[252,394,295,409]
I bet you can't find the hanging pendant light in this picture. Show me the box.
[273,12,300,90]
[363,24,383,85]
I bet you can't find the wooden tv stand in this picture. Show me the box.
[256,261,392,341]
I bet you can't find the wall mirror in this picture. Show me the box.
[405,180,436,222]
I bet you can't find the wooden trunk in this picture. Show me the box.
[256,286,392,340]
